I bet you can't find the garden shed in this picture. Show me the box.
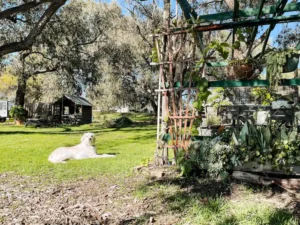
[53,95,92,124]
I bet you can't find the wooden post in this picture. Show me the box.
[61,96,64,122]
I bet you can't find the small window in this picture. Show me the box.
[64,106,69,115]
[54,105,60,115]
[76,106,82,114]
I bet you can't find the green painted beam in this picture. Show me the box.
[209,79,300,87]
[197,2,300,24]
[206,61,228,67]
[177,0,205,52]
[209,80,269,87]
[163,79,300,89]
[168,14,300,34]
[141,1,300,25]
[177,0,197,20]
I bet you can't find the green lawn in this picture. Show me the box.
[0,120,156,182]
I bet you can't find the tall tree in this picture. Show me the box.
[11,0,117,106]
[87,0,163,113]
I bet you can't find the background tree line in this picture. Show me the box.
[0,0,162,114]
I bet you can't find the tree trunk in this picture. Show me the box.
[150,98,158,115]
[15,74,28,107]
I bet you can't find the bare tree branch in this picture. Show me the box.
[32,67,58,75]
[24,51,53,61]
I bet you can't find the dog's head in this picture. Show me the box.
[80,133,96,146]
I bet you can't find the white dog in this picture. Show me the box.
[48,132,115,163]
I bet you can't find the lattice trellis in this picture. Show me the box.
[153,23,203,165]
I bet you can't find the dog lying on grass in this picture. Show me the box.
[48,132,115,163]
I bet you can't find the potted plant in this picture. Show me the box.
[264,49,299,88]
[274,24,300,73]
[227,58,260,80]
[9,106,27,125]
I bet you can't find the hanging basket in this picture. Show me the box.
[283,53,299,73]
[227,62,257,80]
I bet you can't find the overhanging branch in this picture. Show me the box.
[0,0,53,20]
[0,0,67,58]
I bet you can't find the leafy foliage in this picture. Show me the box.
[88,0,161,112]
[177,121,300,177]
[206,115,221,126]
[275,24,300,49]
[264,49,299,88]
[251,87,275,105]
[192,77,211,120]
[9,106,27,120]
[207,87,232,109]
[204,41,231,60]
[0,70,17,101]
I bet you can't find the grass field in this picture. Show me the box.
[0,113,156,182]
[0,113,298,224]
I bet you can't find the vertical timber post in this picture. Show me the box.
[161,0,171,165]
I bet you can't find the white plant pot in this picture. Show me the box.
[256,111,269,125]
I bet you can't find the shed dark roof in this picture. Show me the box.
[64,95,92,106]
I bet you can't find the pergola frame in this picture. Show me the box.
[149,0,300,165]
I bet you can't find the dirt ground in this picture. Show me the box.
[1,167,299,225]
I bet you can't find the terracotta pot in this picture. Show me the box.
[15,119,24,125]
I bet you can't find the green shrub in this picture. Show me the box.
[9,106,27,120]
[106,116,133,128]
[177,121,300,177]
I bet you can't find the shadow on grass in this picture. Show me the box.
[133,176,298,225]
[142,176,232,198]
[0,124,156,136]
[215,211,296,225]
[216,215,238,225]
[267,208,297,225]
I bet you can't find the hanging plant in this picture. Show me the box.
[227,58,260,80]
[264,49,299,88]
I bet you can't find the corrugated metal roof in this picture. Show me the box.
[64,95,92,106]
